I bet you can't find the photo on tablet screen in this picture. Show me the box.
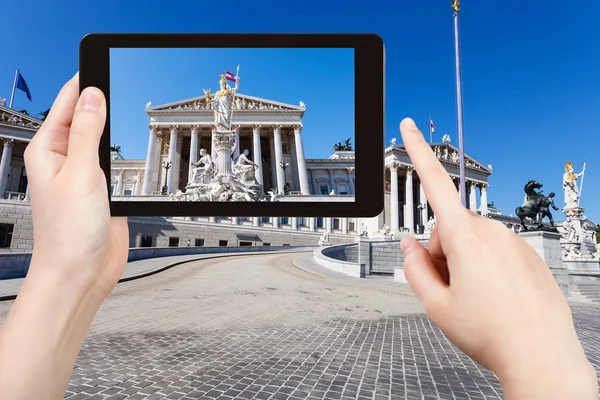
[109,48,355,204]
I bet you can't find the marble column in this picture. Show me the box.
[404,166,414,232]
[390,163,400,233]
[252,125,263,185]
[232,216,239,225]
[273,125,285,194]
[253,217,260,227]
[419,180,428,226]
[311,170,319,194]
[480,184,489,216]
[309,217,316,231]
[291,217,298,230]
[115,169,125,195]
[209,217,217,223]
[272,216,279,229]
[346,168,355,194]
[188,125,200,183]
[0,138,14,196]
[293,124,311,194]
[342,218,348,234]
[24,183,30,201]
[269,134,277,191]
[174,132,183,191]
[153,132,163,192]
[232,124,241,160]
[134,169,143,195]
[289,133,299,191]
[469,181,478,212]
[326,217,332,232]
[142,125,159,194]
[328,169,336,193]
[166,125,179,194]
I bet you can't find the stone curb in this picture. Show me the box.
[0,250,313,302]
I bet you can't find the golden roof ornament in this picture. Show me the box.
[452,0,460,12]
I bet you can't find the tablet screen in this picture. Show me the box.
[108,47,355,204]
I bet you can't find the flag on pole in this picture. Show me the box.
[430,116,435,134]
[16,71,32,101]
[225,70,238,82]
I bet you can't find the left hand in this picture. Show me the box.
[24,73,129,301]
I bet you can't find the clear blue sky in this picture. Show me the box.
[2,0,599,221]
[109,47,354,160]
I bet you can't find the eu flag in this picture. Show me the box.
[16,72,32,101]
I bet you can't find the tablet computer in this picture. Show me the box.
[79,33,384,217]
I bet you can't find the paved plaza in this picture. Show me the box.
[1,252,599,399]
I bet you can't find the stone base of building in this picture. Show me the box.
[564,260,600,273]
[519,230,563,269]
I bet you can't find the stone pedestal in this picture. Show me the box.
[520,230,570,295]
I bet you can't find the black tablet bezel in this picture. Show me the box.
[79,33,384,217]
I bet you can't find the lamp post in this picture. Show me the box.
[417,204,425,235]
[161,161,171,195]
[279,161,289,193]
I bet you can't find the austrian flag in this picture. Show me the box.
[225,71,238,82]
[430,116,435,134]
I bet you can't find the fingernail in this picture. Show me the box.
[400,237,416,255]
[81,88,101,111]
[402,118,417,130]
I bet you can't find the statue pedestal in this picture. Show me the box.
[520,230,570,295]
[318,241,332,247]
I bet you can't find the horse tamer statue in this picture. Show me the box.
[515,180,559,231]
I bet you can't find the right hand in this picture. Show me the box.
[398,118,597,399]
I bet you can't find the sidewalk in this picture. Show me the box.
[0,250,312,301]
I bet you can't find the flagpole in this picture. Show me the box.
[453,1,467,208]
[429,115,432,143]
[9,69,19,109]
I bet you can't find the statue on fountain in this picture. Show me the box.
[170,68,270,202]
[563,161,585,209]
[515,180,559,232]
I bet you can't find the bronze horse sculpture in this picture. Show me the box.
[515,180,546,231]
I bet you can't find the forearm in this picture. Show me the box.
[0,265,103,399]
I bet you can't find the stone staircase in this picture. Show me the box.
[570,276,600,303]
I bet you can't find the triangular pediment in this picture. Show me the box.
[0,104,43,130]
[147,93,306,113]
[387,141,492,174]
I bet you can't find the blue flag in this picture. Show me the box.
[16,72,32,101]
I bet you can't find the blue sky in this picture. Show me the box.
[2,0,599,221]
[109,47,354,160]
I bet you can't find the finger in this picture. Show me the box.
[399,118,464,221]
[64,86,106,173]
[424,226,450,285]
[401,236,450,316]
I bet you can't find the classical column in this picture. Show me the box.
[114,169,125,195]
[293,124,310,194]
[469,181,477,212]
[153,131,163,192]
[142,125,159,194]
[0,138,14,196]
[390,163,400,233]
[24,184,30,201]
[272,216,279,229]
[479,184,489,216]
[419,180,428,226]
[232,216,239,225]
[342,218,348,234]
[166,125,179,194]
[174,131,183,191]
[309,217,316,231]
[269,133,277,191]
[253,217,260,227]
[404,166,414,232]
[272,125,285,194]
[210,124,217,161]
[134,169,143,195]
[311,170,319,194]
[209,217,217,223]
[346,168,355,194]
[188,125,200,183]
[252,125,263,185]
[326,217,332,232]
[232,124,241,160]
[291,217,298,230]
[327,169,336,193]
[289,133,299,191]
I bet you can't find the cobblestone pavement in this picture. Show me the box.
[0,252,599,399]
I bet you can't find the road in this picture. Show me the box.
[0,252,599,399]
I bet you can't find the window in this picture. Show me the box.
[333,218,340,230]
[349,222,355,232]
[283,244,290,246]
[0,224,14,248]
[260,217,270,223]
[124,185,134,196]
[263,242,271,246]
[110,185,115,195]
[280,217,289,225]
[239,241,253,246]
[239,217,249,222]
[18,167,28,194]
[316,217,324,228]
[319,185,328,195]
[219,240,228,246]
[169,237,179,247]
[195,238,205,246]
[141,235,153,247]
[338,184,348,195]
[298,217,306,226]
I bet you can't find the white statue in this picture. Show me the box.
[359,223,368,237]
[205,73,240,131]
[391,138,397,146]
[232,149,259,183]
[450,151,459,163]
[0,98,7,107]
[299,101,306,108]
[318,229,330,245]
[329,189,335,195]
[563,161,584,208]
[442,134,451,143]
[379,225,391,236]
[190,149,215,185]
[424,216,436,234]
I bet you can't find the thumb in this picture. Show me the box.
[401,236,450,316]
[64,87,106,174]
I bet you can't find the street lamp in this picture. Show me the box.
[161,161,172,195]
[279,161,290,193]
[417,204,425,235]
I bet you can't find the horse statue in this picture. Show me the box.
[515,180,544,231]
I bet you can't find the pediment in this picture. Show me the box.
[147,93,306,113]
[0,105,43,130]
